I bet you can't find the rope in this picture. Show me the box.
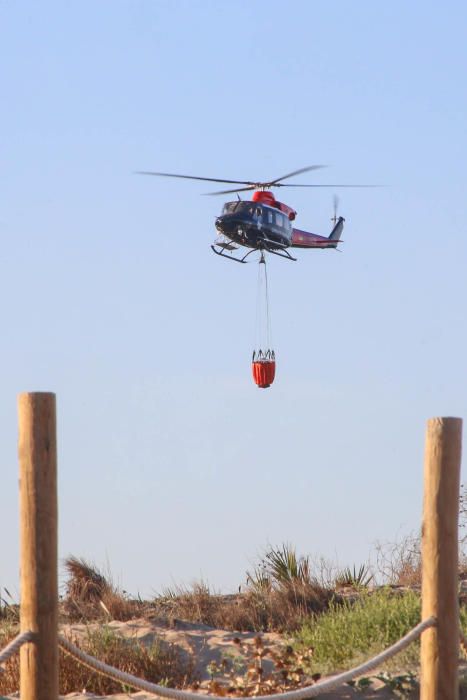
[59,617,435,699]
[254,254,273,353]
[263,256,273,350]
[0,631,35,668]
[254,257,262,351]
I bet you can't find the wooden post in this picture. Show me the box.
[18,393,58,700]
[421,416,462,700]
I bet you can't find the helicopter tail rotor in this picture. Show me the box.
[331,195,339,225]
[329,197,345,243]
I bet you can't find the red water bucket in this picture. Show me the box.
[252,351,276,389]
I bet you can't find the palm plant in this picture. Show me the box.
[335,564,373,589]
[264,544,311,585]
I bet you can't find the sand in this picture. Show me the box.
[7,613,467,697]
[41,617,414,699]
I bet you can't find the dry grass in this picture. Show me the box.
[155,545,337,633]
[0,623,196,695]
[244,582,336,632]
[372,488,467,588]
[62,554,334,632]
[155,581,334,633]
[62,555,145,621]
[204,634,321,696]
[373,534,422,587]
[62,548,335,632]
[0,587,19,623]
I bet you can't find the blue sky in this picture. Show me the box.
[1,1,466,598]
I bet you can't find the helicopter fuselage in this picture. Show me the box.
[136,169,348,261]
[212,190,344,262]
[215,200,292,251]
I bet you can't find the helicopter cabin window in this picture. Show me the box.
[275,212,284,227]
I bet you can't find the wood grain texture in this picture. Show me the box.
[18,393,58,700]
[420,417,462,700]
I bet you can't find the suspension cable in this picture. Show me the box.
[254,254,263,352]
[263,253,273,350]
[254,252,273,353]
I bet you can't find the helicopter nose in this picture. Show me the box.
[215,216,226,233]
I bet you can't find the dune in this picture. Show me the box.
[52,617,413,700]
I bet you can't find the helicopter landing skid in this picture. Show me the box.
[211,245,256,263]
[211,241,297,263]
[261,243,297,261]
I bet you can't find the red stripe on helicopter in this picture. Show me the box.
[291,228,335,248]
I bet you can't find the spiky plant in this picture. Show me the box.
[335,564,373,589]
[261,544,312,586]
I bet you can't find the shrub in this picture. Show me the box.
[206,634,321,696]
[295,589,422,675]
[0,588,19,623]
[63,555,143,621]
[155,571,334,633]
[240,544,335,631]
[334,564,373,589]
[0,622,195,695]
[373,535,421,586]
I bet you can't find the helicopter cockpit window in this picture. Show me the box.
[222,202,239,214]
[222,202,257,216]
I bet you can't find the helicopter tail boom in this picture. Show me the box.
[290,216,345,249]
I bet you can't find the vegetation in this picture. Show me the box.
[295,588,422,675]
[157,580,333,634]
[63,555,145,621]
[334,564,373,589]
[373,534,422,587]
[62,550,333,633]
[205,635,321,696]
[3,527,467,695]
[0,624,195,695]
[158,545,335,633]
[0,587,18,623]
[247,543,313,586]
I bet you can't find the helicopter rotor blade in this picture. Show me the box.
[135,171,260,186]
[267,165,326,186]
[274,183,379,188]
[205,183,378,195]
[135,165,328,190]
[204,185,257,195]
[136,168,380,192]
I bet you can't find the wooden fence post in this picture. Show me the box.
[18,392,58,700]
[421,416,462,700]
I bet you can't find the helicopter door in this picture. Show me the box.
[254,206,264,228]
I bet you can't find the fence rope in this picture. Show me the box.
[58,616,436,699]
[0,631,35,669]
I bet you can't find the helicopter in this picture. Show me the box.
[137,165,371,263]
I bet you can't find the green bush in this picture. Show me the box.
[295,589,421,675]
